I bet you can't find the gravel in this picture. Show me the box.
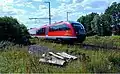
[28,45,52,56]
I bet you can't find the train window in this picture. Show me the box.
[71,23,85,34]
[61,24,70,30]
[36,28,45,35]
[49,26,55,31]
[71,23,85,29]
[49,24,70,31]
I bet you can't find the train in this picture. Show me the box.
[28,21,86,43]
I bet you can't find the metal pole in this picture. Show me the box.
[67,12,72,21]
[29,2,51,25]
[67,12,68,21]
[49,4,51,25]
[46,2,51,25]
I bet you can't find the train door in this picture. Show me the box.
[45,27,48,37]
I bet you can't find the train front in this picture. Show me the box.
[70,22,86,43]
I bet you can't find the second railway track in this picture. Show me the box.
[72,43,120,50]
[36,39,120,50]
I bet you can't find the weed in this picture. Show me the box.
[0,36,120,73]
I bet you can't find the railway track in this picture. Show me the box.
[76,43,120,50]
[53,42,120,50]
[37,39,120,50]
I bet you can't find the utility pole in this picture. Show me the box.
[45,2,51,25]
[67,12,72,21]
[29,2,51,25]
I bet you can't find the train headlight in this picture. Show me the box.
[64,30,72,36]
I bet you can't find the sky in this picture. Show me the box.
[0,0,120,29]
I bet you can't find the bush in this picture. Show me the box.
[0,16,30,45]
[108,54,120,66]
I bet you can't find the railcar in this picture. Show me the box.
[29,21,86,43]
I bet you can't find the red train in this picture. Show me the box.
[29,21,86,43]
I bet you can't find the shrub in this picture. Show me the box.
[0,16,30,45]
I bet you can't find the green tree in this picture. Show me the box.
[105,2,120,15]
[77,2,120,36]
[0,16,30,44]
[105,2,120,35]
[91,15,101,35]
[77,12,98,36]
[100,14,112,36]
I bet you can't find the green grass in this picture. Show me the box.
[0,46,29,73]
[0,36,120,73]
[31,38,120,73]
[84,35,120,47]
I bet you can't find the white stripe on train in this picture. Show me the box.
[31,36,77,39]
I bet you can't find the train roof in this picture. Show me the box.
[68,21,82,24]
[49,21,69,26]
[39,21,68,28]
[38,21,83,29]
[51,21,81,25]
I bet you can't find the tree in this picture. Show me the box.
[77,12,98,36]
[0,16,30,44]
[91,15,101,35]
[77,2,120,36]
[100,14,112,36]
[105,2,120,35]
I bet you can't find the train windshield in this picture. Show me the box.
[71,23,85,34]
[28,28,37,35]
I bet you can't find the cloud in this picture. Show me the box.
[87,1,108,8]
[33,0,43,2]
[50,0,118,23]
[0,0,120,29]
[72,0,84,3]
[57,0,72,4]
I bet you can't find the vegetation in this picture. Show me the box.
[77,2,120,36]
[84,35,120,47]
[0,1,120,73]
[0,16,30,44]
[0,36,120,73]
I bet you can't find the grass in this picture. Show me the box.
[84,35,120,47]
[0,36,120,73]
[0,46,29,73]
